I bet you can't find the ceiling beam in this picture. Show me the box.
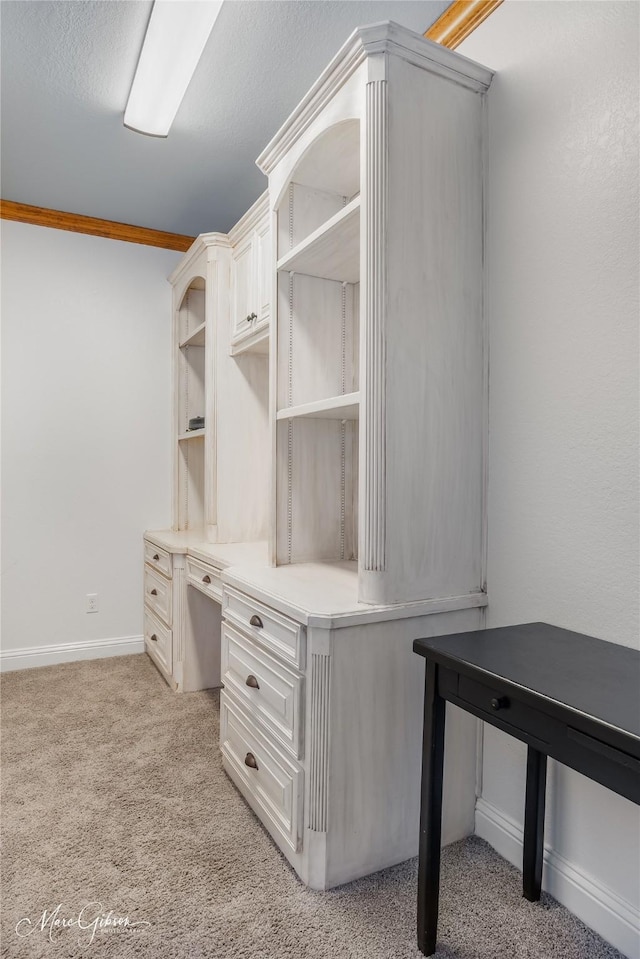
[0,199,195,252]
[425,0,504,49]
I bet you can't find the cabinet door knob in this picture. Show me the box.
[202,574,211,584]
[246,312,257,323]
[150,634,158,642]
[245,674,260,689]
[244,752,258,770]
[249,614,263,629]
[153,554,160,561]
[150,588,158,596]
[491,696,510,711]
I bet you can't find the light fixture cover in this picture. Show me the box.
[125,0,224,137]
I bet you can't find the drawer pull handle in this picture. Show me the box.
[249,614,263,629]
[245,674,260,689]
[150,634,158,642]
[150,588,158,596]
[491,696,510,711]
[244,752,258,770]
[202,575,211,584]
[153,554,160,561]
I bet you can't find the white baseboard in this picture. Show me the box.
[475,797,640,959]
[0,635,145,672]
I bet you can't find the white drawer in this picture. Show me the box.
[144,608,172,677]
[222,621,303,760]
[187,557,223,603]
[223,585,305,670]
[220,692,303,853]
[143,540,172,579]
[144,565,172,625]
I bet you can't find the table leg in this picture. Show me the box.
[417,660,446,956]
[523,745,547,901]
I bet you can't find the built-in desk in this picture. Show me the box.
[144,17,498,899]
[143,530,267,691]
[143,530,490,891]
[413,623,640,957]
[144,530,268,567]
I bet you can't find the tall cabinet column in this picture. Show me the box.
[361,64,388,582]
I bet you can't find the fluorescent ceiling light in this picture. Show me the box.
[125,0,224,137]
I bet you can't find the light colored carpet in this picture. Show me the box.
[1,654,624,959]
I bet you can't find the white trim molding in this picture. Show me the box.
[256,21,493,176]
[475,797,640,959]
[0,635,145,672]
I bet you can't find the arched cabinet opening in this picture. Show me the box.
[273,119,361,567]
[275,118,360,256]
[176,276,207,531]
[177,275,205,345]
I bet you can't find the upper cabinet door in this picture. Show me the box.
[255,215,271,329]
[229,192,271,356]
[231,233,255,341]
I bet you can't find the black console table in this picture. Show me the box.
[413,622,640,957]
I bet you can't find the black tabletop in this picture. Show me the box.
[414,622,640,742]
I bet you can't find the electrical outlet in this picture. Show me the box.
[86,593,99,614]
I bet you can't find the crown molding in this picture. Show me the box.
[228,190,269,246]
[425,0,504,50]
[256,20,493,177]
[0,199,195,252]
[167,231,232,286]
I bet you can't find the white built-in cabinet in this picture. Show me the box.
[173,237,223,537]
[266,25,491,607]
[144,21,493,892]
[144,208,269,690]
[229,192,270,356]
[170,222,269,545]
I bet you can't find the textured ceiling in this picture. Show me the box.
[1,0,449,236]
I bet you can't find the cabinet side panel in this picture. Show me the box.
[182,586,222,692]
[214,246,270,543]
[383,59,485,603]
[325,608,481,887]
[216,355,269,542]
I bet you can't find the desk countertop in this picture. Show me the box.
[145,530,488,628]
[144,529,268,568]
[223,561,487,629]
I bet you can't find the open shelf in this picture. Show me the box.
[177,279,205,343]
[178,429,206,442]
[179,322,206,348]
[276,392,360,421]
[291,120,360,200]
[276,196,360,283]
[273,121,362,568]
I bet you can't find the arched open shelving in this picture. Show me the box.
[175,276,207,531]
[273,119,362,566]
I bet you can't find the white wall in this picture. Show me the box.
[459,3,639,956]
[1,222,180,667]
